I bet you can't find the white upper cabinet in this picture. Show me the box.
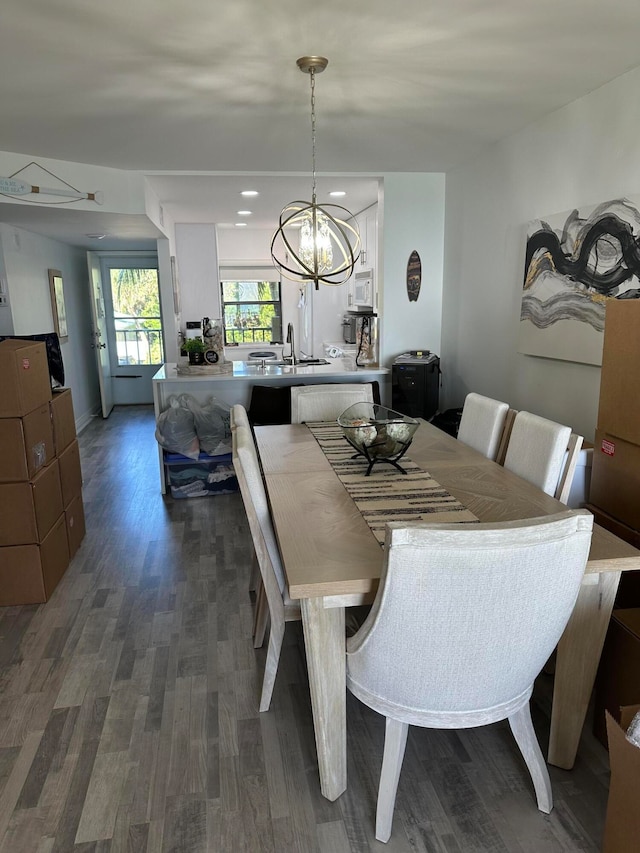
[347,204,378,311]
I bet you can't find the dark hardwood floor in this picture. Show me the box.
[0,405,611,851]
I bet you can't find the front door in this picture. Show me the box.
[87,251,114,418]
[99,255,164,405]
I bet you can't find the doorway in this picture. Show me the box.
[99,254,164,405]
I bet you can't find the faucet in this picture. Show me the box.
[286,322,297,365]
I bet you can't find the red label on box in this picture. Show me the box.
[601,439,616,456]
[21,358,30,369]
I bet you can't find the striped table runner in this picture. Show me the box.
[306,422,478,545]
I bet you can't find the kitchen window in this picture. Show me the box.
[220,280,282,344]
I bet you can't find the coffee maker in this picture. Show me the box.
[354,313,379,367]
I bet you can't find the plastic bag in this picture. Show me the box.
[179,393,232,456]
[155,395,200,460]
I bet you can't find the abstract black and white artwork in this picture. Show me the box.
[519,198,640,365]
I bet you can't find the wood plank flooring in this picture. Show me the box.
[0,405,612,851]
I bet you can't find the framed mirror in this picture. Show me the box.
[48,269,68,341]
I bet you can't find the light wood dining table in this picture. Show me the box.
[254,420,640,802]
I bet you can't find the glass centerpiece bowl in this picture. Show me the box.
[337,403,419,476]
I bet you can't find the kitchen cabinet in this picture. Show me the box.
[347,204,378,311]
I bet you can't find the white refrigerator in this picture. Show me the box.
[298,281,350,358]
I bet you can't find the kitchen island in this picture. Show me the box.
[152,359,389,493]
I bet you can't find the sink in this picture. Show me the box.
[236,358,332,375]
[278,357,331,366]
[251,357,331,366]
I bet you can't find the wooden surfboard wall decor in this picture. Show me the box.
[406,250,422,302]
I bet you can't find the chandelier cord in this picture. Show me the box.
[310,67,317,205]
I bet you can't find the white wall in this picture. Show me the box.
[441,64,640,442]
[0,224,100,428]
[380,173,446,364]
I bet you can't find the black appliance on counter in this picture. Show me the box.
[391,352,440,420]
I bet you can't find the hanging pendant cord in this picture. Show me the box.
[310,67,317,205]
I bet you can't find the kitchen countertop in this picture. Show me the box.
[152,359,389,493]
[153,359,388,382]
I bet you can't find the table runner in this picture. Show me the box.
[306,422,478,544]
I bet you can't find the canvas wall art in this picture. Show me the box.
[519,197,640,365]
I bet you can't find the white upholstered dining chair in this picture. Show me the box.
[290,383,374,423]
[230,403,251,432]
[503,411,582,500]
[346,510,594,843]
[456,392,509,460]
[230,404,261,600]
[231,421,301,712]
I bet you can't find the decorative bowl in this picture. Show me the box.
[337,403,419,474]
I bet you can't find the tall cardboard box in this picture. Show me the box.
[0,514,69,605]
[591,299,640,541]
[603,705,640,852]
[0,460,64,546]
[597,300,640,445]
[58,439,82,508]
[590,431,640,531]
[0,404,55,482]
[50,388,76,454]
[0,339,52,417]
[594,609,640,747]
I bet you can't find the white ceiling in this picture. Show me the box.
[2,0,640,247]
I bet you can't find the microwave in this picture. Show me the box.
[348,270,374,310]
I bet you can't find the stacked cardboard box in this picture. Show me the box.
[0,340,85,605]
[587,299,640,607]
[589,299,640,541]
[603,705,640,852]
[588,301,640,747]
[594,610,640,747]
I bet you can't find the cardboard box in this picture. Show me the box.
[58,439,82,508]
[603,704,640,853]
[590,430,640,531]
[594,609,640,748]
[65,493,85,559]
[598,300,640,444]
[0,339,52,418]
[0,404,55,482]
[50,388,76,454]
[0,514,69,605]
[0,460,63,546]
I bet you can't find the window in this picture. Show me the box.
[220,280,282,344]
[108,267,164,365]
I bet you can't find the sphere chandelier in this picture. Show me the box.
[271,57,361,290]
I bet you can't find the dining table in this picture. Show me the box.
[253,419,640,802]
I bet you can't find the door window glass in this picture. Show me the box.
[109,267,164,365]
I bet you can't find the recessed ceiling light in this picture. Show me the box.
[237,210,252,216]
[85,233,106,239]
[329,191,346,197]
[235,222,248,227]
[241,190,259,197]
